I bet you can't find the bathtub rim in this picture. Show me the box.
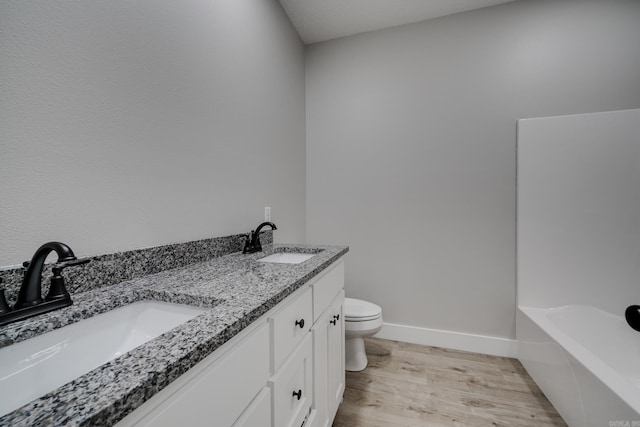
[519,304,640,415]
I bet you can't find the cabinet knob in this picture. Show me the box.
[330,319,337,325]
[292,389,302,400]
[295,318,305,329]
[333,314,340,321]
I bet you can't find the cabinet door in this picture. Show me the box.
[311,261,344,322]
[326,292,345,421]
[311,309,331,427]
[128,323,270,427]
[312,291,345,427]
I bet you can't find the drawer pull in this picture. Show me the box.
[292,389,302,400]
[295,318,305,329]
[333,314,340,321]
[330,319,337,326]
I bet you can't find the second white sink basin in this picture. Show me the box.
[0,300,207,417]
[257,253,315,264]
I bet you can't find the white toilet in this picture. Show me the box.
[344,297,383,371]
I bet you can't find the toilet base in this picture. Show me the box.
[345,336,368,371]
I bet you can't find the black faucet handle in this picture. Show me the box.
[242,232,254,254]
[55,258,90,271]
[0,288,10,314]
[46,260,88,303]
[0,278,11,314]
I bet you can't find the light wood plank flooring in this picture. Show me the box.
[332,338,566,427]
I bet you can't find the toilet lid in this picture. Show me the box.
[344,297,382,321]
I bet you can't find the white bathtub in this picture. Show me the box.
[518,305,640,427]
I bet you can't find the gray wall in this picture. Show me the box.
[0,0,306,266]
[306,0,640,340]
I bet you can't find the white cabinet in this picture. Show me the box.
[311,291,345,427]
[309,260,345,427]
[116,257,345,427]
[117,322,270,427]
[326,294,345,419]
[311,262,344,322]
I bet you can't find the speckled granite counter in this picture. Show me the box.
[0,243,348,427]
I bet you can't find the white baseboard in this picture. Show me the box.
[374,322,518,358]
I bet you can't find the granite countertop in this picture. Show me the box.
[0,243,348,427]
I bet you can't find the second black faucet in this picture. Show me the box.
[243,222,277,254]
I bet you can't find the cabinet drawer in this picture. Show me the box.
[232,387,271,427]
[270,287,312,372]
[269,334,313,427]
[311,260,344,322]
[135,323,269,427]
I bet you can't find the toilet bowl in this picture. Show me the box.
[344,298,383,372]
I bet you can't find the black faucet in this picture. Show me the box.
[0,241,89,327]
[243,222,277,254]
[16,242,77,308]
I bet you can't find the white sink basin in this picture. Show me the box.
[0,300,207,417]
[257,252,315,264]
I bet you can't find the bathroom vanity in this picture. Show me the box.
[117,258,345,427]
[0,241,348,427]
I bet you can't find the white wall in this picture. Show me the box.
[0,0,306,267]
[306,0,640,345]
[518,109,640,313]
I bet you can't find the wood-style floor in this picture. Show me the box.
[332,338,566,427]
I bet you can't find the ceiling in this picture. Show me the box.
[278,0,516,44]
